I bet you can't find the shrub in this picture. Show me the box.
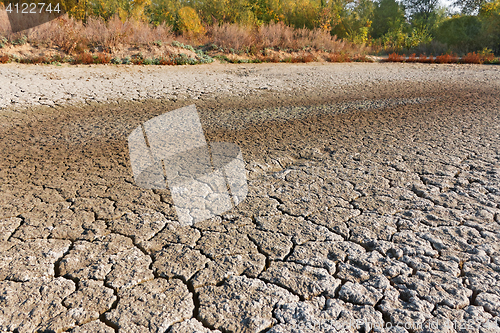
[174,53,197,65]
[352,54,373,62]
[94,53,111,64]
[158,57,175,65]
[289,53,316,63]
[326,53,352,62]
[385,53,405,62]
[73,52,95,64]
[0,55,10,63]
[31,56,49,64]
[435,53,458,63]
[171,41,195,51]
[462,51,481,63]
[258,53,280,63]
[434,15,483,54]
[479,47,496,62]
[132,57,144,65]
[177,6,206,39]
[407,53,418,62]
[207,23,254,52]
[461,49,496,63]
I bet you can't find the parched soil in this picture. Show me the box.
[0,63,500,332]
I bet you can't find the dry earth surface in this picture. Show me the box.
[1,62,500,333]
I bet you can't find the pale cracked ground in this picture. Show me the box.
[1,63,500,333]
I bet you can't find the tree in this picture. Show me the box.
[370,0,406,39]
[330,0,374,43]
[479,0,500,53]
[433,15,483,52]
[177,6,205,37]
[281,0,322,29]
[453,0,489,14]
[147,0,182,26]
[402,0,439,20]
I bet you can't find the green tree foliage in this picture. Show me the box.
[433,15,482,51]
[177,6,205,37]
[433,0,499,53]
[370,0,406,39]
[479,0,500,52]
[331,0,374,43]
[281,0,322,29]
[147,0,181,26]
[454,0,487,14]
[402,0,439,22]
[194,0,256,25]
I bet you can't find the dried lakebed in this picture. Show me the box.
[0,63,500,332]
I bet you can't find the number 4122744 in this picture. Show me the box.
[5,2,61,14]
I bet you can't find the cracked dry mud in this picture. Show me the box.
[1,63,500,333]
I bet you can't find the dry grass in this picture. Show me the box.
[385,53,406,62]
[406,53,418,63]
[461,51,495,64]
[326,52,351,62]
[281,52,317,63]
[1,14,175,53]
[435,53,459,63]
[206,23,254,52]
[206,22,353,54]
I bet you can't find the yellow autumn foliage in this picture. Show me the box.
[177,6,205,38]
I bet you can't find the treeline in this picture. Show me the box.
[2,0,500,54]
